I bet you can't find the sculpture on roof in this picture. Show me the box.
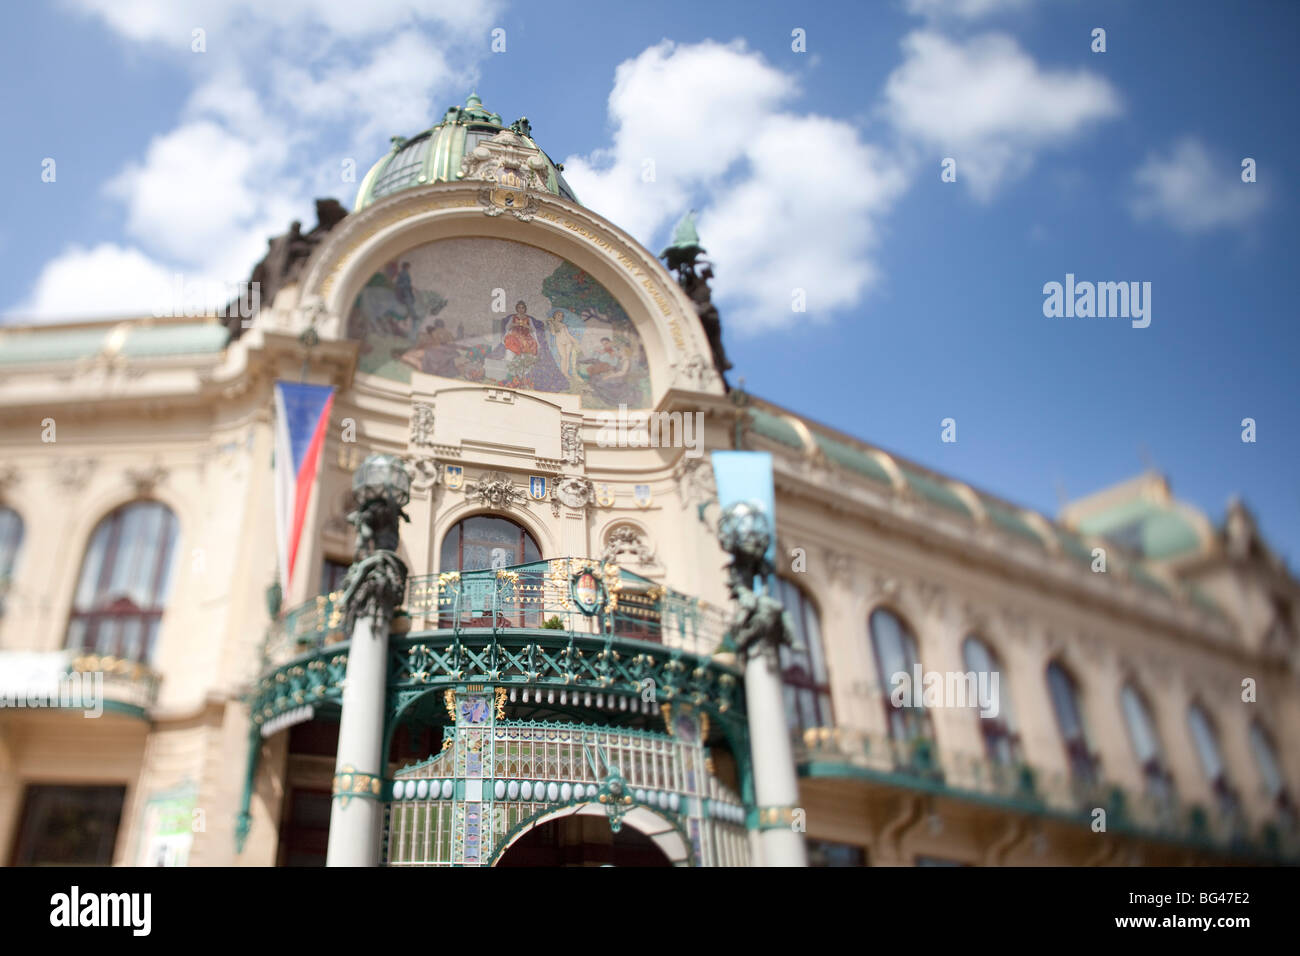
[230,198,348,338]
[660,211,732,389]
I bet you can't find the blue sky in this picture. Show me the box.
[2,0,1297,566]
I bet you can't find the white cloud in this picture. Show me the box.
[63,0,496,45]
[271,31,461,150]
[904,0,1031,20]
[12,244,187,320]
[14,1,501,322]
[884,30,1121,200]
[105,120,297,267]
[701,116,906,331]
[564,40,906,332]
[563,40,795,242]
[1130,137,1268,234]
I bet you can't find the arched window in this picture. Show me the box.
[66,501,178,664]
[1046,661,1097,785]
[0,507,23,613]
[1121,682,1172,801]
[1188,703,1238,816]
[774,578,832,733]
[439,515,542,628]
[440,514,540,572]
[869,608,928,743]
[1248,721,1292,822]
[962,636,1019,766]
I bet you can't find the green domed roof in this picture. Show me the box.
[354,93,579,210]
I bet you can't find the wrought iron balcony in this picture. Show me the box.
[251,559,743,738]
[795,725,1300,862]
[0,649,160,717]
[262,558,732,672]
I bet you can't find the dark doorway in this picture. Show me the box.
[495,814,672,867]
[276,788,332,867]
[10,784,126,866]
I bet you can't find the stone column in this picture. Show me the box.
[326,454,410,867]
[745,632,808,866]
[716,501,806,867]
[325,610,395,866]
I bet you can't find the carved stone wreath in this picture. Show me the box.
[404,455,441,491]
[550,475,594,516]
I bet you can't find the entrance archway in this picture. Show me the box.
[491,804,691,866]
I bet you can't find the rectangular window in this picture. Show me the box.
[10,784,126,866]
[321,558,350,596]
[806,839,867,867]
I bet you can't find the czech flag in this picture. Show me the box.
[273,381,336,593]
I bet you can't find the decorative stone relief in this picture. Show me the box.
[823,548,856,589]
[670,354,716,390]
[550,475,594,516]
[410,402,435,448]
[560,422,584,466]
[468,471,522,510]
[54,458,96,493]
[125,463,168,495]
[404,455,441,492]
[292,293,330,335]
[460,129,548,222]
[602,524,656,567]
[336,443,365,473]
[673,456,716,511]
[0,464,19,497]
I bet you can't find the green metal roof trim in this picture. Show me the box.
[1055,528,1097,568]
[1125,562,1170,596]
[1186,583,1225,617]
[982,498,1046,546]
[355,93,579,211]
[748,408,804,450]
[0,323,229,365]
[900,466,971,517]
[1075,498,1203,560]
[814,433,892,485]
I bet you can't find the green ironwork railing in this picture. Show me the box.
[795,724,1300,863]
[263,558,731,672]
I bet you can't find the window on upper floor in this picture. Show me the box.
[320,558,350,596]
[1121,682,1173,802]
[1046,661,1097,786]
[1188,703,1238,817]
[962,635,1020,766]
[869,607,928,743]
[440,514,541,572]
[439,515,542,628]
[1248,720,1293,825]
[0,506,23,615]
[773,577,832,734]
[65,501,178,665]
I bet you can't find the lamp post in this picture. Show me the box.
[717,500,807,867]
[325,453,410,867]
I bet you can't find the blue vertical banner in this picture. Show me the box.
[710,450,777,568]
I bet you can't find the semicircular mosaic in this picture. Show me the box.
[345,237,652,409]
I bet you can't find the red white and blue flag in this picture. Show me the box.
[273,381,336,593]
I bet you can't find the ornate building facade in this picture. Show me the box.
[0,96,1296,867]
